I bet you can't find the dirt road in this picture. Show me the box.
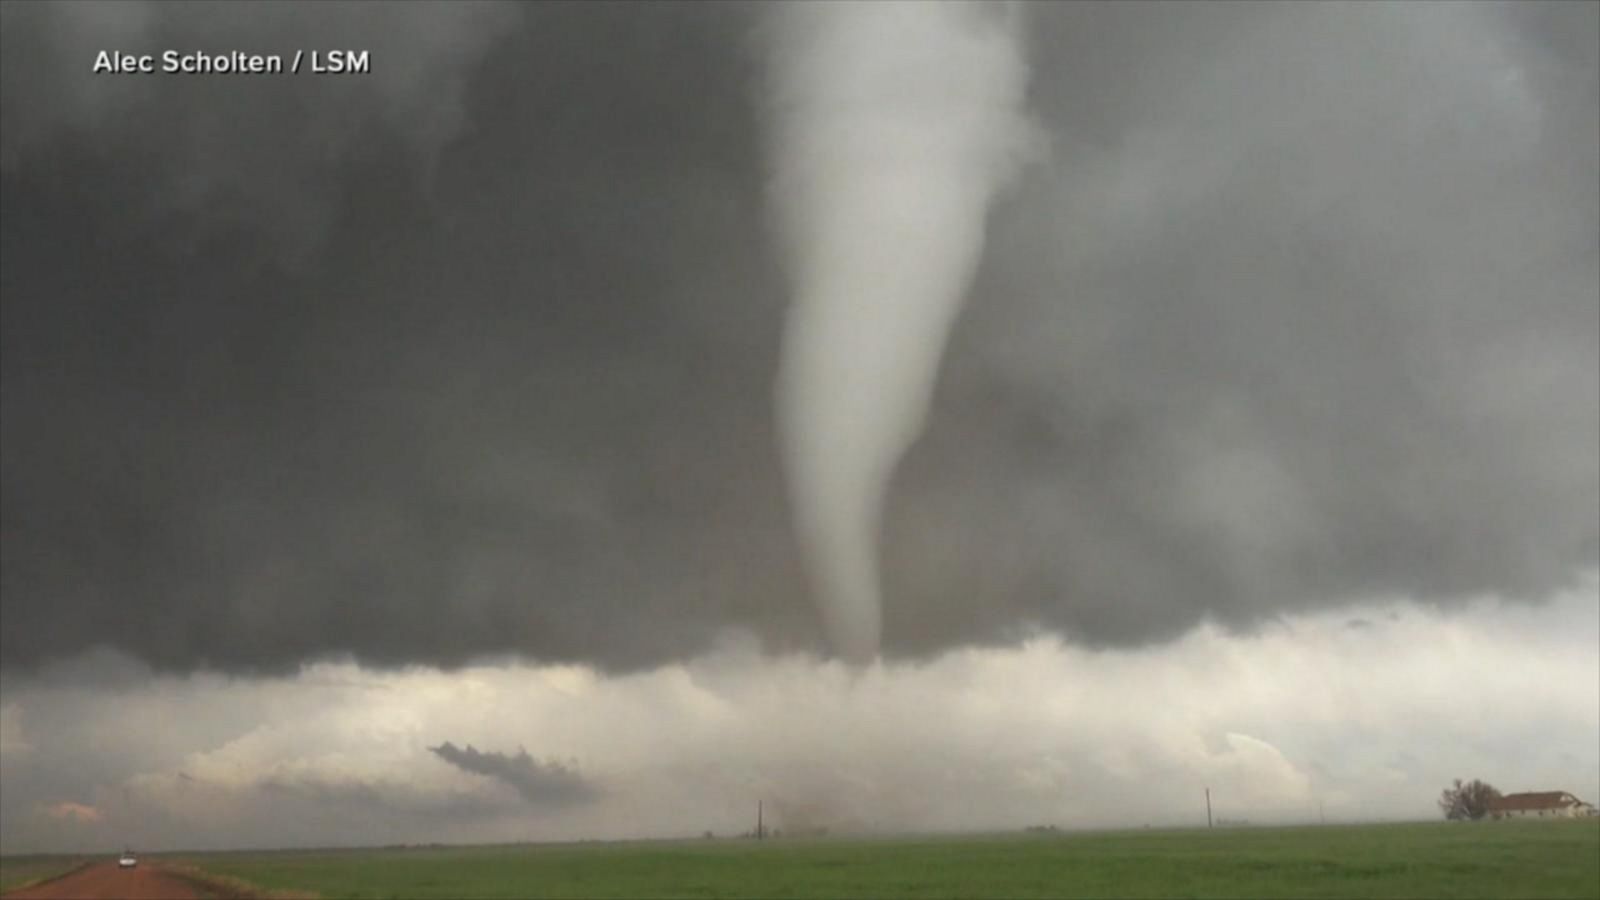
[5,861,210,899]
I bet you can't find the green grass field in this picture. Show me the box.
[168,819,1600,899]
[0,856,85,894]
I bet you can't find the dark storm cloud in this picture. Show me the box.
[879,1,1599,652]
[2,1,806,674]
[0,1,523,264]
[1,2,1595,673]
[429,742,596,806]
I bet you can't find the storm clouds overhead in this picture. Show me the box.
[2,2,1596,676]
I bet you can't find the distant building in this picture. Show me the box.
[1488,791,1595,820]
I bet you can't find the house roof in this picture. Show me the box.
[1488,791,1587,811]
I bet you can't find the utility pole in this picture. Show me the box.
[1205,788,1213,828]
[757,800,765,840]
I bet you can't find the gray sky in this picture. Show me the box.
[1,1,1596,852]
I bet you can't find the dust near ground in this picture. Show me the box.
[5,861,211,899]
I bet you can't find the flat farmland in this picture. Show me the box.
[160,818,1600,899]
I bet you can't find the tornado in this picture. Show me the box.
[764,2,1038,662]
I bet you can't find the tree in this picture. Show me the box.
[1438,778,1501,820]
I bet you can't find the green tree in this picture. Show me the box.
[1438,778,1501,820]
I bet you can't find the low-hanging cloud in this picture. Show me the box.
[0,2,1594,675]
[1,579,1594,851]
[429,742,597,807]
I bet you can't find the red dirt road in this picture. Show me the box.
[5,861,210,899]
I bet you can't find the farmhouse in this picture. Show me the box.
[1487,791,1595,820]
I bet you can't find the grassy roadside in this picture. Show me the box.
[0,858,89,895]
[162,861,320,900]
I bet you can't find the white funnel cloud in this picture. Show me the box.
[764,2,1039,662]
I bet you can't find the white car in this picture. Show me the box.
[118,851,137,869]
